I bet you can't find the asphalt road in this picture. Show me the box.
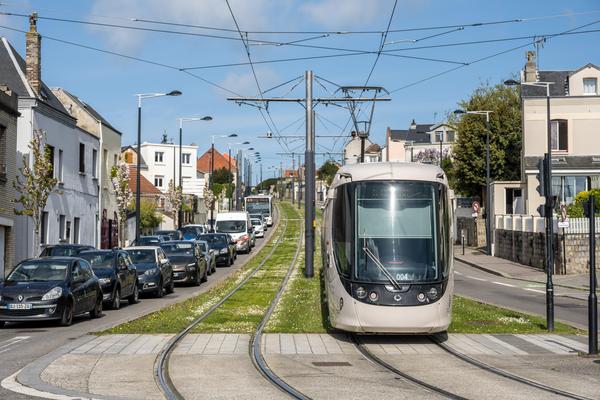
[454,259,600,331]
[0,214,279,400]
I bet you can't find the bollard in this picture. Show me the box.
[461,229,465,255]
[586,196,597,355]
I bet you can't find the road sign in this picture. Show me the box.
[558,203,569,228]
[471,201,480,217]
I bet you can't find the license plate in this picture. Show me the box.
[174,272,183,277]
[8,303,32,310]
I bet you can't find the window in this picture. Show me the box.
[113,153,117,166]
[182,153,191,164]
[41,211,49,244]
[79,143,85,173]
[551,119,568,152]
[124,152,133,164]
[73,217,80,244]
[92,149,98,178]
[505,188,522,214]
[583,78,597,95]
[155,152,164,163]
[434,131,443,142]
[58,149,63,182]
[0,125,6,180]
[552,176,589,204]
[46,145,55,178]
[446,131,455,142]
[66,221,71,243]
[154,176,164,187]
[59,215,66,240]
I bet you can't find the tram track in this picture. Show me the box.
[154,204,311,400]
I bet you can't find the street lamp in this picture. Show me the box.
[505,78,555,331]
[228,140,250,210]
[454,109,493,258]
[208,134,237,226]
[177,116,212,228]
[134,90,181,243]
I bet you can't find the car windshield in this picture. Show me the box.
[41,247,83,257]
[180,227,200,239]
[199,235,227,245]
[7,260,69,282]
[251,219,261,226]
[246,198,270,214]
[161,242,194,256]
[78,253,113,269]
[216,220,246,233]
[126,249,156,264]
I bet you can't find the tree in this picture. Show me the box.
[317,161,339,185]
[111,156,132,246]
[165,179,182,227]
[203,182,216,213]
[256,178,279,192]
[567,189,600,217]
[212,167,233,184]
[451,83,521,200]
[13,130,58,253]
[138,199,163,232]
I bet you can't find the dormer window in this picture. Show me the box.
[583,78,597,95]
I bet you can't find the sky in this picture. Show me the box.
[1,0,599,180]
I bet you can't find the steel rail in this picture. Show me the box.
[430,336,595,400]
[249,222,309,399]
[352,335,468,400]
[155,205,290,400]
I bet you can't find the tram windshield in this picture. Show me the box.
[332,181,450,284]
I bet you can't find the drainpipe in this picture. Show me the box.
[97,120,103,248]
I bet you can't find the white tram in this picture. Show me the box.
[321,163,454,333]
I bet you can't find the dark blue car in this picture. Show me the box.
[125,246,175,298]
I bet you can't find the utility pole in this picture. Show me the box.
[291,156,296,205]
[236,150,241,210]
[298,154,302,209]
[586,195,597,355]
[227,71,390,278]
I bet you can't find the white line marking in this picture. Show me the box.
[0,336,30,353]
[492,281,515,288]
[525,288,545,294]
[1,369,103,400]
[466,276,487,282]
[454,271,463,275]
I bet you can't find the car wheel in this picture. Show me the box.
[90,295,103,319]
[60,301,74,326]
[165,277,175,294]
[225,257,231,268]
[128,284,139,304]
[111,287,121,310]
[0,321,5,328]
[201,266,208,283]
[211,262,216,274]
[155,279,164,298]
[193,270,201,286]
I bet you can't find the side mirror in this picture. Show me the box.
[160,258,168,265]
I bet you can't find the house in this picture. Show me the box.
[519,54,600,215]
[343,132,381,164]
[1,17,99,262]
[0,85,19,274]
[384,120,457,162]
[51,88,122,249]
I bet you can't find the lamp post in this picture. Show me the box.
[228,141,250,210]
[505,78,555,331]
[209,134,237,227]
[134,90,181,243]
[177,116,212,228]
[454,109,493,257]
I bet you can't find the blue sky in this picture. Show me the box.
[1,0,599,178]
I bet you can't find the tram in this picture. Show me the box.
[321,163,454,333]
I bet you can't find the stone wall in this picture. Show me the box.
[456,217,487,248]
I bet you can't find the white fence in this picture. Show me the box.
[495,215,600,234]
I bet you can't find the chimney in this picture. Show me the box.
[25,12,42,96]
[524,50,537,83]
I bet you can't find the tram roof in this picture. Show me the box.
[331,162,446,189]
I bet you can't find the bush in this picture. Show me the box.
[566,188,600,217]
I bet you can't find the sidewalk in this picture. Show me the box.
[454,246,593,292]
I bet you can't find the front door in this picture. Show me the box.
[70,262,86,314]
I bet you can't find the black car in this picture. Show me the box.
[0,257,102,327]
[198,234,235,267]
[125,246,175,298]
[155,230,182,240]
[133,236,167,246]
[39,244,95,257]
[78,250,139,310]
[160,241,207,285]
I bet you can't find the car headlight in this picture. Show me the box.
[42,287,63,301]
[186,263,196,271]
[144,268,159,276]
[219,248,228,254]
[98,278,111,286]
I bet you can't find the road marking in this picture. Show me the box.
[1,369,103,400]
[465,276,487,282]
[492,281,515,288]
[454,271,463,275]
[0,336,30,354]
[525,288,545,294]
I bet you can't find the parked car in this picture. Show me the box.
[196,240,216,275]
[215,212,254,253]
[226,234,237,260]
[39,244,95,258]
[133,236,167,246]
[250,217,265,238]
[198,234,235,267]
[0,257,102,327]
[180,225,206,240]
[155,230,182,240]
[125,247,174,298]
[78,250,139,310]
[160,241,208,285]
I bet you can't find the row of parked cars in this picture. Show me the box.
[0,213,269,328]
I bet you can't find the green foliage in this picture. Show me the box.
[451,83,521,198]
[566,189,600,217]
[441,157,457,190]
[256,178,279,191]
[212,182,234,199]
[129,199,163,230]
[212,167,233,184]
[317,160,339,185]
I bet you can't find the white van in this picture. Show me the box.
[215,212,255,253]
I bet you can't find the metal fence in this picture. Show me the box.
[495,214,600,234]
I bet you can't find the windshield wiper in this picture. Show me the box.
[362,246,402,291]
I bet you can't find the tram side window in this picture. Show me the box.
[333,186,352,278]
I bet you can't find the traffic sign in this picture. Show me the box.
[471,201,480,217]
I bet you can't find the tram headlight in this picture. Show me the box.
[427,287,438,300]
[368,291,379,302]
[355,287,367,299]
[417,292,427,303]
